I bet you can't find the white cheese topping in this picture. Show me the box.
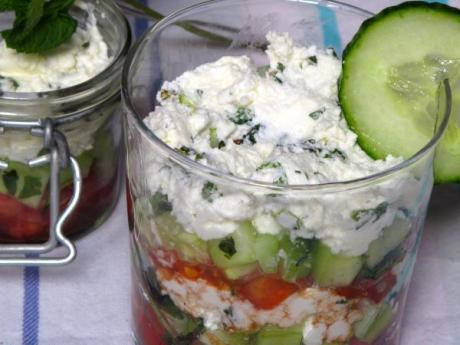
[0,3,111,93]
[143,32,415,255]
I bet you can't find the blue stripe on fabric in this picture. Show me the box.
[426,0,449,3]
[319,4,341,54]
[22,263,40,345]
[134,0,149,38]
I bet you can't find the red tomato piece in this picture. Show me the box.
[238,276,299,310]
[172,260,229,290]
[0,194,47,241]
[336,271,397,304]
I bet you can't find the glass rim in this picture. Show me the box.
[122,0,452,193]
[0,0,131,102]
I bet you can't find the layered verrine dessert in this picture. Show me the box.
[126,32,431,345]
[0,0,130,242]
[124,0,459,343]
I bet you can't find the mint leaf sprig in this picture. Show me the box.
[0,0,77,54]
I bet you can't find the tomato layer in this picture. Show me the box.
[0,163,119,243]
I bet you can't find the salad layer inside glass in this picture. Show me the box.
[129,32,427,345]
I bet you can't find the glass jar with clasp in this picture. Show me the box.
[0,0,131,266]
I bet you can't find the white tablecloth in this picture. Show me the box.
[1,1,459,344]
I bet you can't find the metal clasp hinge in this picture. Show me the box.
[0,118,81,266]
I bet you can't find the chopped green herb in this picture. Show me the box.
[301,140,347,161]
[307,56,318,64]
[256,161,282,171]
[0,75,19,90]
[196,89,204,96]
[294,170,302,174]
[218,237,236,258]
[324,148,347,161]
[268,70,283,84]
[202,181,218,202]
[336,299,348,304]
[308,107,325,120]
[150,192,173,215]
[160,89,175,101]
[2,170,18,195]
[218,140,226,149]
[229,106,253,125]
[178,146,204,161]
[257,65,270,77]
[82,41,90,49]
[178,146,192,156]
[351,202,389,229]
[18,175,42,199]
[178,94,195,108]
[277,62,285,72]
[275,175,288,185]
[327,47,338,58]
[243,124,261,144]
[294,238,314,266]
[0,0,78,54]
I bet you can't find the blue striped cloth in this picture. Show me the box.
[0,0,456,344]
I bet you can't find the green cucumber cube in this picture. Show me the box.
[312,242,363,287]
[154,212,209,263]
[366,218,411,268]
[254,234,280,273]
[200,329,253,345]
[209,221,257,269]
[354,303,394,343]
[255,325,303,345]
[224,263,258,280]
[279,235,314,282]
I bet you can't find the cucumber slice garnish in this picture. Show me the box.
[312,242,363,287]
[340,2,460,183]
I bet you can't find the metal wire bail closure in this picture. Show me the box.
[0,118,82,266]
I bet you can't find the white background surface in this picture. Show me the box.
[0,1,459,344]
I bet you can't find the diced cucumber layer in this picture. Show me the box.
[255,325,303,345]
[312,242,363,287]
[354,303,394,343]
[340,2,460,183]
[154,212,209,263]
[279,235,314,282]
[366,218,411,268]
[209,222,280,277]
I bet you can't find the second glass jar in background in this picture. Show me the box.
[0,0,131,243]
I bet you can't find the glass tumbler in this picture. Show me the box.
[0,0,131,265]
[122,1,451,344]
